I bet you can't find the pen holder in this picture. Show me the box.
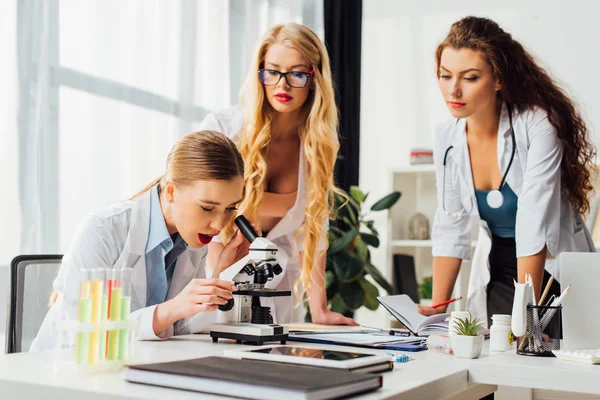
[516,305,562,357]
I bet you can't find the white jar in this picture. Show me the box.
[448,311,471,336]
[490,314,513,352]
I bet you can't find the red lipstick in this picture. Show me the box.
[275,92,292,103]
[198,233,217,245]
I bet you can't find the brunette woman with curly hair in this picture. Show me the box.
[420,16,596,326]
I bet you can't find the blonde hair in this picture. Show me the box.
[224,23,339,302]
[130,130,244,200]
[49,131,244,307]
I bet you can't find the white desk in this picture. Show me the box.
[469,349,600,395]
[1,334,599,399]
[0,334,493,400]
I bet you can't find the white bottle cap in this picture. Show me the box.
[491,314,511,324]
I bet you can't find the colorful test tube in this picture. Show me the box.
[118,268,132,361]
[75,270,92,364]
[107,270,121,360]
[87,268,104,364]
[99,272,109,360]
[104,277,118,357]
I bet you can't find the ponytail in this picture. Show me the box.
[130,175,163,200]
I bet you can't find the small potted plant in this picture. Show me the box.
[451,313,485,359]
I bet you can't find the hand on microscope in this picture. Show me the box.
[212,223,260,279]
[153,278,237,335]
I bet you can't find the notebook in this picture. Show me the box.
[124,356,382,400]
[289,331,427,352]
[377,294,449,336]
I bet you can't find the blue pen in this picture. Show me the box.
[386,352,410,363]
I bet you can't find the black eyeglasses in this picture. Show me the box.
[258,69,314,88]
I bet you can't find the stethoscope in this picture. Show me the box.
[442,106,516,219]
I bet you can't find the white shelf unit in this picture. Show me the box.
[386,165,472,319]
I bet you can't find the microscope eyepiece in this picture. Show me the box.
[234,215,259,242]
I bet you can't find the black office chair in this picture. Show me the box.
[6,255,63,353]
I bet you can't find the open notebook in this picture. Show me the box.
[377,294,449,336]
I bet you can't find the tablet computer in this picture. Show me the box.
[225,345,393,372]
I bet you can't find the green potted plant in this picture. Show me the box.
[320,186,400,318]
[451,313,486,359]
[418,276,433,306]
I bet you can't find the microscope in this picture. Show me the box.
[209,215,291,345]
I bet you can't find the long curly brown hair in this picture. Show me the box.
[436,16,596,216]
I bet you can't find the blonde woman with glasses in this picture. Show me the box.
[200,23,356,326]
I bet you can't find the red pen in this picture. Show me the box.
[431,296,463,309]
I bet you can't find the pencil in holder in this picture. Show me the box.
[516,305,562,357]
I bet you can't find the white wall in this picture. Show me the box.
[355,0,600,325]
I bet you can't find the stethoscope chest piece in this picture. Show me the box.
[486,189,504,209]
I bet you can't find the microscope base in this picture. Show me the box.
[209,323,289,346]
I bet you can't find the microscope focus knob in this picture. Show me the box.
[272,264,283,275]
[218,297,234,312]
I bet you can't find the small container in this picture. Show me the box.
[490,314,513,352]
[56,268,137,373]
[448,311,471,336]
[516,305,562,357]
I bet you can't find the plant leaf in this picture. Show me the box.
[364,220,379,235]
[330,294,348,314]
[329,225,345,235]
[328,229,358,254]
[360,232,380,248]
[346,201,359,225]
[325,270,335,289]
[364,261,394,294]
[349,186,367,204]
[359,276,380,311]
[332,250,364,282]
[453,314,485,336]
[370,191,401,211]
[339,281,365,310]
[354,236,368,261]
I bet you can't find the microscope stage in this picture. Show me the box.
[234,290,292,297]
[209,323,289,345]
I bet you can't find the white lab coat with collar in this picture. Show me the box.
[199,106,328,324]
[31,189,217,352]
[431,104,595,325]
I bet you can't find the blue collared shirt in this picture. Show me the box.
[145,185,188,306]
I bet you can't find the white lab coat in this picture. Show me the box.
[31,189,217,352]
[431,104,595,325]
[199,106,327,324]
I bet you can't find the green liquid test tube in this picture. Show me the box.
[118,296,131,361]
[107,287,122,360]
[99,294,108,360]
[75,297,92,364]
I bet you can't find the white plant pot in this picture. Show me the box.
[451,335,484,359]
